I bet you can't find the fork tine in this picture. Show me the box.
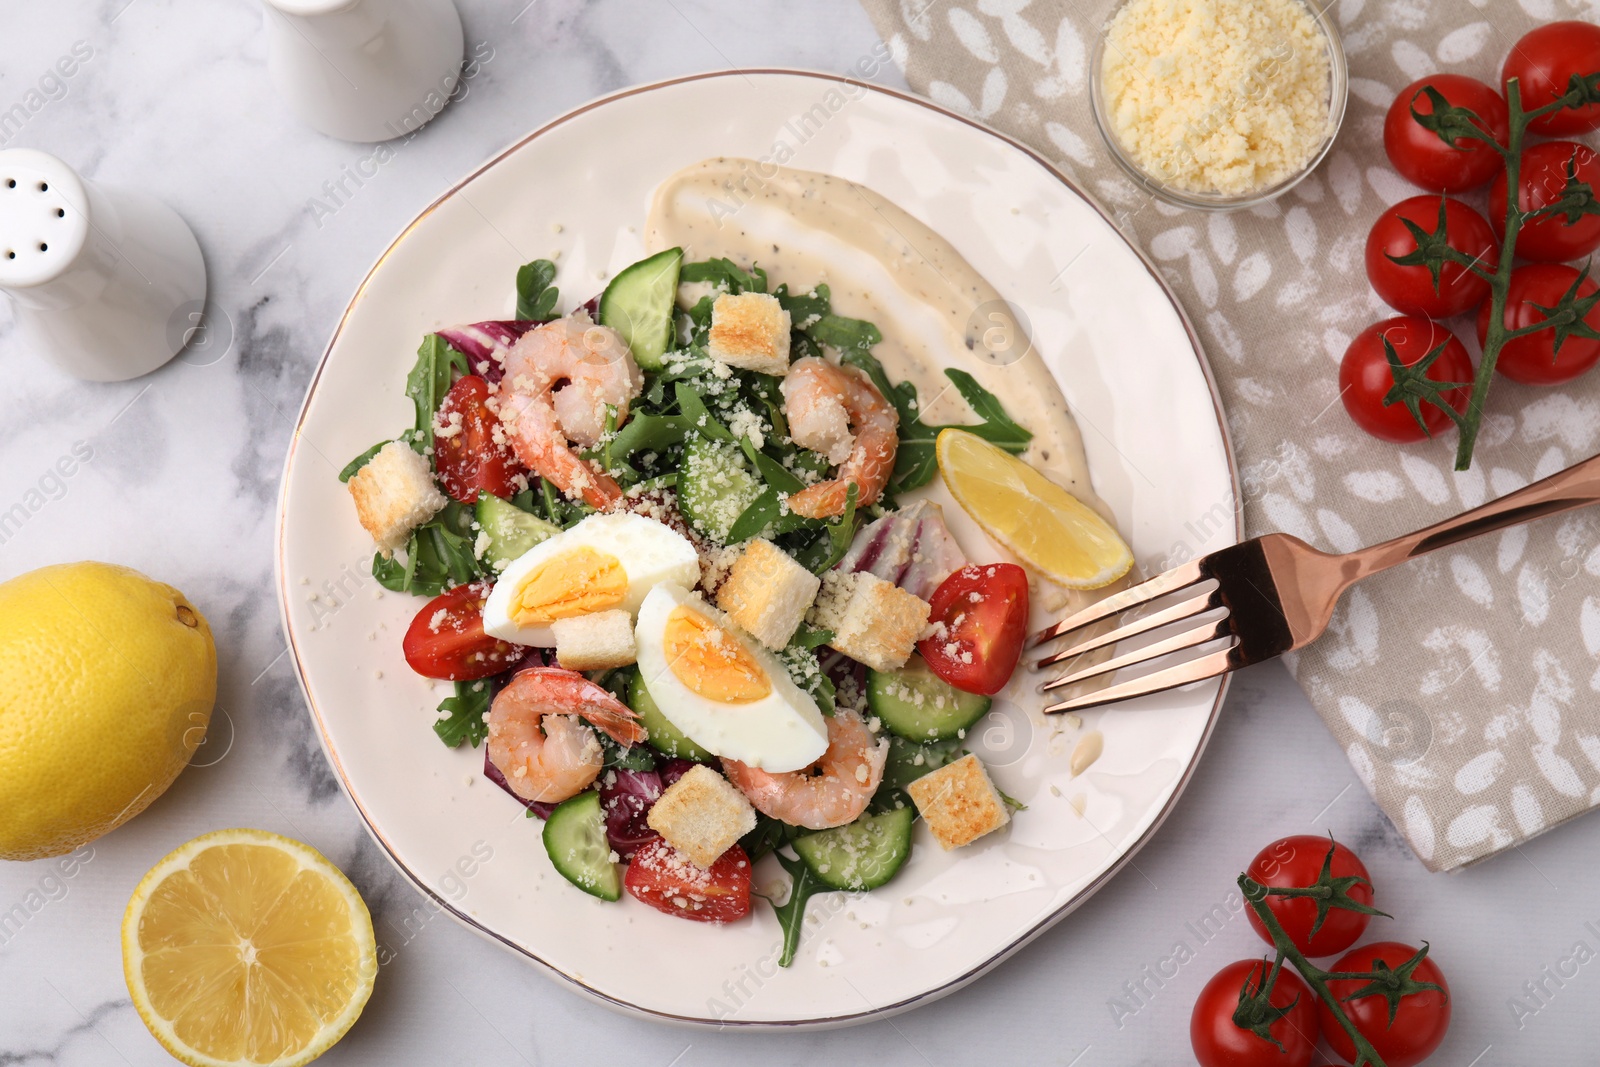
[1034,586,1224,670]
[1041,615,1234,692]
[1028,559,1207,649]
[1043,645,1240,714]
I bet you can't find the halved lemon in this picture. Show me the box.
[122,829,377,1067]
[936,428,1134,589]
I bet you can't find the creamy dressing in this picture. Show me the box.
[645,158,1105,510]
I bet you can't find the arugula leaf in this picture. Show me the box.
[515,259,560,321]
[339,440,390,482]
[738,435,805,494]
[680,258,768,294]
[675,382,733,440]
[434,679,493,748]
[598,731,658,771]
[601,412,692,461]
[770,851,827,968]
[404,335,469,448]
[789,625,835,651]
[368,501,484,598]
[809,311,883,354]
[739,815,802,863]
[773,283,831,329]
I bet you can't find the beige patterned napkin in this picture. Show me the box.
[859,0,1600,871]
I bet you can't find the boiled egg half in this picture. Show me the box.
[482,512,699,646]
[634,582,827,772]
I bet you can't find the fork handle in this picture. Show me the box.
[1346,451,1600,579]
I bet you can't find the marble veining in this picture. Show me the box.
[0,0,1592,1062]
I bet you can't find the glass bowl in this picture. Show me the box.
[1088,0,1349,212]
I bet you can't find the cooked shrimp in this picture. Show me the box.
[781,357,898,519]
[499,312,643,509]
[721,709,888,830]
[486,667,645,804]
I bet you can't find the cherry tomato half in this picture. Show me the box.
[1191,959,1319,1067]
[1502,21,1600,136]
[624,838,751,923]
[401,581,525,681]
[915,563,1029,696]
[1321,942,1450,1067]
[1477,262,1600,385]
[1340,318,1474,444]
[1489,140,1600,263]
[1384,74,1509,192]
[433,374,525,502]
[1245,836,1375,958]
[1365,196,1497,318]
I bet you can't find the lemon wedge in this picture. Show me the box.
[936,428,1134,589]
[122,829,377,1067]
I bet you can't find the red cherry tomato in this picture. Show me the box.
[1365,196,1497,317]
[1489,141,1600,262]
[915,563,1029,696]
[1383,75,1509,191]
[1502,21,1600,136]
[433,374,524,502]
[624,838,751,923]
[401,581,524,681]
[1245,836,1375,959]
[1321,942,1450,1067]
[1477,262,1600,385]
[1191,959,1319,1067]
[1339,318,1474,444]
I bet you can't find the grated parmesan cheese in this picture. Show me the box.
[1101,0,1331,195]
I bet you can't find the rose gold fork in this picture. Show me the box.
[1033,451,1600,713]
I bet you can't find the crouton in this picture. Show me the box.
[646,764,757,868]
[905,754,1010,850]
[552,609,637,671]
[808,569,931,672]
[715,539,821,650]
[347,441,446,557]
[708,292,791,376]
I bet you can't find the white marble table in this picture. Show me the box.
[1,1,1594,1063]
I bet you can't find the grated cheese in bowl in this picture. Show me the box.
[1091,0,1347,208]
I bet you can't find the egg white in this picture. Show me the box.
[634,583,828,772]
[482,512,700,646]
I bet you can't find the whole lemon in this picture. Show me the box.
[0,562,216,861]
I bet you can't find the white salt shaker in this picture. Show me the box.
[261,0,466,143]
[0,149,207,382]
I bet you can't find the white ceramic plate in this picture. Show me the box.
[276,70,1240,1029]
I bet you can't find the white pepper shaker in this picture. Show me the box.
[0,149,207,383]
[261,0,466,143]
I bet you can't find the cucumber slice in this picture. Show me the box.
[476,494,560,570]
[598,247,683,370]
[542,790,621,901]
[627,669,714,761]
[793,807,914,891]
[677,435,762,543]
[867,656,992,742]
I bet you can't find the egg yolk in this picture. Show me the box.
[664,606,772,704]
[510,547,628,625]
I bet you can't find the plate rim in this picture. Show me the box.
[273,66,1244,1031]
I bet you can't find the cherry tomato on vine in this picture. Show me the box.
[402,581,524,681]
[1489,140,1600,263]
[1320,942,1450,1067]
[916,563,1029,695]
[1365,196,1497,318]
[433,374,525,502]
[1383,74,1509,191]
[1245,836,1376,959]
[1340,318,1474,444]
[1477,262,1600,385]
[1502,21,1600,136]
[1191,959,1319,1067]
